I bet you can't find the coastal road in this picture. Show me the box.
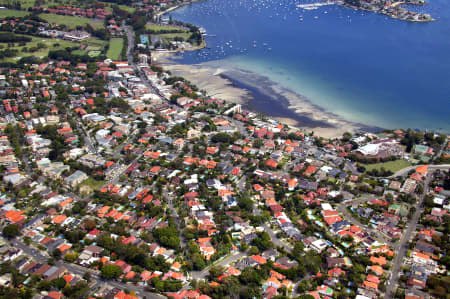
[385,172,432,297]
[388,164,450,178]
[123,24,171,103]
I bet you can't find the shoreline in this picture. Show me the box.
[152,1,208,52]
[153,51,383,138]
[218,66,383,138]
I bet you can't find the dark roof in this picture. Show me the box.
[298,180,318,190]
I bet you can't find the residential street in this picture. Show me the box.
[10,238,166,299]
[337,196,394,246]
[252,204,293,252]
[385,172,432,297]
[190,251,247,280]
[164,189,186,249]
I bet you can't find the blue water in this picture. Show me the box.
[168,0,450,131]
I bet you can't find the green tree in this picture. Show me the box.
[2,224,20,238]
[251,232,273,251]
[239,267,261,285]
[342,132,352,142]
[51,277,67,290]
[101,264,122,279]
[64,252,78,263]
[52,248,62,259]
[82,272,92,282]
[193,254,205,270]
[249,246,259,255]
[208,265,224,280]
[240,286,262,299]
[37,279,51,291]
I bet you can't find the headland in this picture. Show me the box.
[341,0,434,22]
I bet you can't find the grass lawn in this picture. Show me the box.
[85,37,108,47]
[81,177,105,189]
[82,37,107,53]
[106,37,123,60]
[85,45,102,51]
[39,13,92,29]
[159,32,192,41]
[118,4,135,13]
[0,9,29,17]
[0,0,90,9]
[145,23,187,33]
[89,21,104,30]
[364,160,412,173]
[88,50,101,57]
[0,0,58,9]
[1,36,76,62]
[71,49,86,55]
[0,0,34,9]
[69,37,107,57]
[79,177,105,195]
[101,2,135,13]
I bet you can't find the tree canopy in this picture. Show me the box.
[2,224,20,239]
[101,264,122,279]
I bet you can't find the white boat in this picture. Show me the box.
[297,1,339,10]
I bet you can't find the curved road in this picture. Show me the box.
[337,197,393,246]
[388,164,450,178]
[190,251,247,280]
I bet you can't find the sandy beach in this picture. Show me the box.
[152,51,377,139]
[165,64,252,104]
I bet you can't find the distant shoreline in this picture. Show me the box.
[341,1,434,23]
